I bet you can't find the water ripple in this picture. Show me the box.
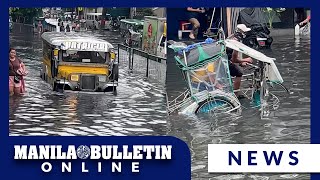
[166,36,310,179]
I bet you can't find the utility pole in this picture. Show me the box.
[71,8,74,21]
[130,8,136,19]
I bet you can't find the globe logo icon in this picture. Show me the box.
[77,145,91,159]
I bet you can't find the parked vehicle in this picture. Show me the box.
[119,19,144,48]
[111,16,126,30]
[242,24,273,49]
[84,13,112,30]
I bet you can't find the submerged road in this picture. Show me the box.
[9,29,167,136]
[166,36,310,179]
[9,25,310,179]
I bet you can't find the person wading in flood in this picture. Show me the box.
[60,22,65,32]
[37,21,43,33]
[299,15,311,27]
[9,48,28,96]
[66,24,71,32]
[227,24,253,99]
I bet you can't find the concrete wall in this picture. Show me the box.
[152,8,166,18]
[84,8,103,14]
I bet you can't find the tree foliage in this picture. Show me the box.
[140,8,154,16]
[262,8,286,29]
[134,8,154,19]
[9,8,42,24]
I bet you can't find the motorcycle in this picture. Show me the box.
[111,18,120,30]
[242,24,273,49]
[111,16,126,31]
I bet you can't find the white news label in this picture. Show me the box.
[208,144,320,173]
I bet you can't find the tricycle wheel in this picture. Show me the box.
[195,96,236,114]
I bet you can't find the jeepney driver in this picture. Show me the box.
[227,24,253,99]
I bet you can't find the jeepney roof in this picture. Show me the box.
[86,13,102,16]
[120,19,144,25]
[45,18,59,26]
[225,39,283,83]
[41,32,114,52]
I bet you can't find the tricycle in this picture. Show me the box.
[167,29,289,119]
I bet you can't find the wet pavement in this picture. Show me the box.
[166,36,310,179]
[9,29,167,136]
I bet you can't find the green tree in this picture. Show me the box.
[262,8,286,29]
[10,8,42,24]
[134,8,154,19]
[140,8,154,16]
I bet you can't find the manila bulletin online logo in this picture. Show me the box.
[14,145,172,173]
[77,145,91,159]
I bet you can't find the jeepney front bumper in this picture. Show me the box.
[55,75,118,92]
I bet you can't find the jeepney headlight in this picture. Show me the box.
[70,74,79,82]
[98,75,107,82]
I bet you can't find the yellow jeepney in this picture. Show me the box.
[40,32,119,95]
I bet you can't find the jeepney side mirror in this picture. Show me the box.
[110,51,116,60]
[53,48,59,61]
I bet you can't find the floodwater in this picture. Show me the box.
[9,25,311,179]
[166,36,310,179]
[9,28,168,136]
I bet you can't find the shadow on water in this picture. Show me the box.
[166,36,310,179]
[9,30,168,136]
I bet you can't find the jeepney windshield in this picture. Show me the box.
[133,25,144,32]
[62,50,107,63]
[105,14,112,21]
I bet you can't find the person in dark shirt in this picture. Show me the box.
[66,24,70,32]
[60,22,65,32]
[186,7,205,39]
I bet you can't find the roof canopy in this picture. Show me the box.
[120,19,144,25]
[41,32,114,52]
[225,39,283,83]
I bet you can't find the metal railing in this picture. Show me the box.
[11,23,34,34]
[11,22,57,34]
[117,44,167,85]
